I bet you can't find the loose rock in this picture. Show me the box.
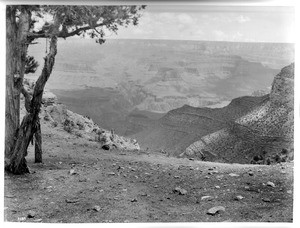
[173,187,188,195]
[267,181,276,187]
[27,210,36,218]
[201,196,213,201]
[235,195,244,200]
[229,173,239,177]
[66,198,79,203]
[262,198,271,202]
[69,169,76,175]
[207,206,225,215]
[32,219,43,222]
[93,205,101,212]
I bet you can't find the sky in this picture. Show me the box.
[109,5,295,43]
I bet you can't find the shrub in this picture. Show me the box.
[51,121,58,127]
[63,125,73,133]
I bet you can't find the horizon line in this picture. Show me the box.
[64,37,295,45]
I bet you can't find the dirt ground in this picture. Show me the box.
[4,125,294,223]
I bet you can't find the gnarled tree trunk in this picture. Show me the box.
[5,7,31,158]
[5,36,58,174]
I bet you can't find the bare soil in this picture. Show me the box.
[4,124,293,223]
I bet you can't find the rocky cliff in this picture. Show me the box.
[134,94,268,156]
[182,63,294,164]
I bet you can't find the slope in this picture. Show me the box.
[133,95,268,155]
[183,63,294,164]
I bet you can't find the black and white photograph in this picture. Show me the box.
[1,0,298,225]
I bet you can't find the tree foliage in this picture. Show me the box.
[29,5,146,43]
[5,4,146,174]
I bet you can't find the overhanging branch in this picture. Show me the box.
[28,22,106,39]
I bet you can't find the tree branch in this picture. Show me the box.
[28,22,106,39]
[21,86,32,113]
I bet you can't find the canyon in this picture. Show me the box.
[27,39,294,158]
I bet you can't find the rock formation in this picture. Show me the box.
[182,63,294,164]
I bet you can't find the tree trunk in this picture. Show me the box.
[34,120,42,163]
[5,6,31,158]
[6,36,58,174]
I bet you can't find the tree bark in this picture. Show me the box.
[6,36,58,174]
[5,6,31,158]
[34,120,42,163]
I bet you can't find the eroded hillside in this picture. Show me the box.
[182,63,294,164]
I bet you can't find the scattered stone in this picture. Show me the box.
[17,217,26,222]
[154,185,158,188]
[27,210,36,218]
[208,167,214,171]
[215,186,220,189]
[201,196,213,201]
[229,173,239,177]
[107,172,116,175]
[32,219,43,222]
[69,169,76,175]
[235,195,244,200]
[244,186,250,190]
[262,198,271,202]
[205,176,210,179]
[124,220,130,223]
[207,206,225,215]
[131,198,137,202]
[248,171,254,176]
[173,187,188,195]
[141,193,147,196]
[144,173,151,176]
[267,181,276,187]
[287,190,293,194]
[189,158,195,161]
[93,205,101,212]
[65,198,79,203]
[174,176,180,179]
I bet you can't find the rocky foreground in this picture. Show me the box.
[4,121,294,222]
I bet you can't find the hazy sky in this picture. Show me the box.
[110,5,294,43]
